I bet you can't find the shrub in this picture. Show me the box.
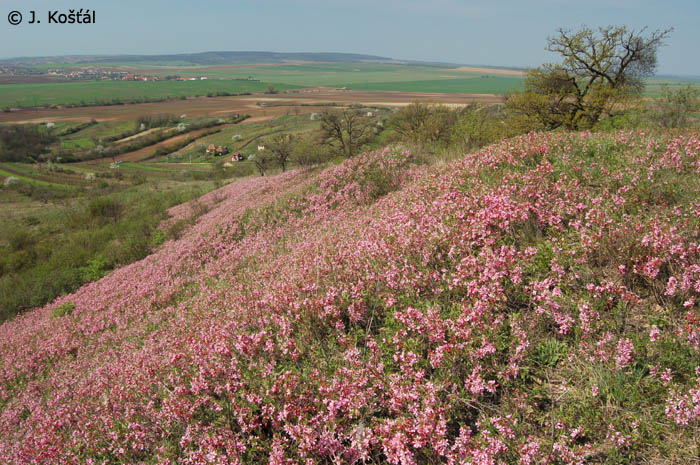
[52,301,74,318]
[388,102,457,146]
[653,84,700,128]
[88,198,123,223]
[7,230,35,251]
[0,125,58,162]
[79,254,109,282]
[450,104,523,150]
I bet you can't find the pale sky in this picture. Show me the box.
[1,0,698,75]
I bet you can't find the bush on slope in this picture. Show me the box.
[0,132,699,464]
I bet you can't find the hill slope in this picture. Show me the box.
[1,131,700,464]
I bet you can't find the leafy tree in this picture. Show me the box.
[292,133,332,167]
[319,109,374,157]
[0,125,58,162]
[450,104,521,149]
[388,103,457,145]
[507,25,673,130]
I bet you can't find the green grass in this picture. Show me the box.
[168,62,519,88]
[63,121,135,140]
[165,114,322,163]
[117,162,212,173]
[0,80,298,108]
[59,121,143,150]
[0,167,73,188]
[0,174,224,322]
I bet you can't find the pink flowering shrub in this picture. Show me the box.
[1,131,700,463]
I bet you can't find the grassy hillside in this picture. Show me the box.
[0,168,224,322]
[1,130,699,463]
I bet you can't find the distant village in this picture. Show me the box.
[0,65,262,83]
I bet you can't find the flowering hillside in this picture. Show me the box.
[1,130,700,464]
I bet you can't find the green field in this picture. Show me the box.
[341,76,523,93]
[0,79,297,108]
[645,76,700,96]
[1,62,527,108]
[59,121,136,149]
[0,167,71,188]
[169,63,485,84]
[5,61,697,112]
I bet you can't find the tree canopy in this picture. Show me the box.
[0,125,58,162]
[507,25,673,130]
[319,109,374,158]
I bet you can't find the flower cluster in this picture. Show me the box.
[1,131,699,463]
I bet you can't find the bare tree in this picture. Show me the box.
[319,109,373,157]
[251,151,272,176]
[267,134,295,172]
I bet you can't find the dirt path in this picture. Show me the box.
[114,127,164,143]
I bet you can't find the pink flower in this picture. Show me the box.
[649,325,661,342]
[614,338,634,370]
[665,277,678,296]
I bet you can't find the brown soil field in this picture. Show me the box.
[453,66,524,77]
[0,89,505,125]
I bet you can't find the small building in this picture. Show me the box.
[215,146,229,156]
[232,151,245,162]
[206,144,217,154]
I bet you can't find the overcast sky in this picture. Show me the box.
[1,0,698,75]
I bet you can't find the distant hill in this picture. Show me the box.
[0,51,401,66]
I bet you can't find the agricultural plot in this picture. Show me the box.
[341,76,523,94]
[3,62,698,113]
[0,163,78,188]
[645,76,700,96]
[164,63,488,85]
[0,79,297,109]
[1,63,527,109]
[59,120,136,149]
[161,114,322,163]
[146,62,526,94]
